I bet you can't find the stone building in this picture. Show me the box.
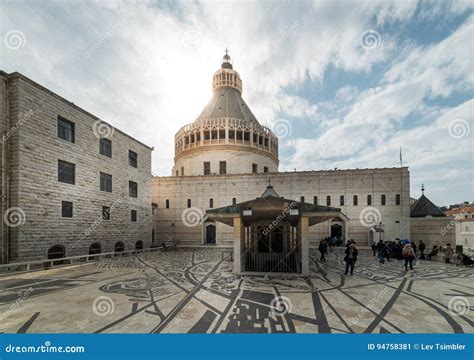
[445,205,474,256]
[409,186,455,249]
[153,52,411,257]
[1,52,414,273]
[0,71,153,264]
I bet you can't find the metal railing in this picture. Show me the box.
[244,251,299,273]
[0,246,164,274]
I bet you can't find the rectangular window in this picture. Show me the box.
[204,162,211,175]
[381,194,386,206]
[61,201,73,218]
[367,195,372,206]
[353,195,358,206]
[301,196,305,203]
[327,196,331,206]
[340,195,344,206]
[209,198,214,208]
[396,194,401,205]
[100,138,112,157]
[313,196,318,205]
[100,172,112,192]
[232,198,237,205]
[152,229,155,243]
[102,206,111,221]
[252,163,258,173]
[131,210,137,222]
[128,150,138,168]
[129,181,138,198]
[166,199,170,209]
[57,116,75,143]
[219,161,226,175]
[187,199,191,208]
[58,160,75,185]
[264,166,269,173]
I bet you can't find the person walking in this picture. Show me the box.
[403,243,415,271]
[344,243,358,275]
[384,241,391,262]
[371,242,377,256]
[444,243,454,264]
[410,241,418,257]
[319,239,328,262]
[376,239,385,264]
[418,240,426,260]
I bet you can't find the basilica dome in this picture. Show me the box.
[173,51,279,176]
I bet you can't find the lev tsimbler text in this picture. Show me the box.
[368,343,467,351]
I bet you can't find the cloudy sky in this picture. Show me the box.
[0,0,472,206]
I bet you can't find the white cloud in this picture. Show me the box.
[0,0,472,203]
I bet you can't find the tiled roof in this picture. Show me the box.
[444,205,474,215]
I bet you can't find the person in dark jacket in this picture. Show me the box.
[376,240,385,264]
[319,239,328,262]
[371,243,377,256]
[384,241,391,262]
[344,243,358,275]
[418,240,426,260]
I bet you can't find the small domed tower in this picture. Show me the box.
[173,50,279,176]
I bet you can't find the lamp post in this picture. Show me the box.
[375,221,384,242]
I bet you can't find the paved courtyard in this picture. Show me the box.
[0,248,472,334]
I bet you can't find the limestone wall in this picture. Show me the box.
[2,73,153,262]
[153,168,411,248]
[410,217,455,250]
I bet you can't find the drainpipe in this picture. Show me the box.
[1,76,8,264]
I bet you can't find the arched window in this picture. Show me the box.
[209,198,214,208]
[89,242,102,255]
[232,198,237,205]
[340,195,344,206]
[353,195,358,206]
[187,199,191,208]
[135,240,143,250]
[381,194,386,205]
[326,196,331,206]
[47,245,65,259]
[301,196,305,203]
[165,199,170,209]
[313,196,318,205]
[115,241,125,253]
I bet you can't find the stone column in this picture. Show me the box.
[297,216,310,276]
[233,216,244,274]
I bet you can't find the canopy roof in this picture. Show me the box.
[206,184,349,227]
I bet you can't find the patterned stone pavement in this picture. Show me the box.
[0,248,472,334]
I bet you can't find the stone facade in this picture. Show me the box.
[152,167,411,248]
[0,71,153,263]
[410,218,455,250]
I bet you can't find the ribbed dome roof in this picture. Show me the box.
[194,87,260,124]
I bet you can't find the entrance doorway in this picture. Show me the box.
[205,223,216,244]
[331,224,343,238]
